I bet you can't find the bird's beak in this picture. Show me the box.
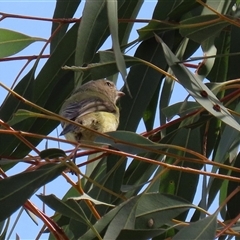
[116,90,125,101]
[117,90,125,97]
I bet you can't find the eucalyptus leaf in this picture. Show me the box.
[0,28,46,58]
[0,164,66,222]
[156,34,240,132]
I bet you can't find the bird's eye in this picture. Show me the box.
[106,81,113,88]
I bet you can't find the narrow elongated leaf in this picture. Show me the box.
[226,153,240,220]
[74,0,109,86]
[172,214,217,240]
[157,35,240,132]
[79,196,140,240]
[0,70,35,162]
[168,0,200,18]
[162,101,200,120]
[117,229,165,240]
[104,195,139,239]
[69,193,115,207]
[95,130,163,154]
[117,1,143,46]
[7,109,55,126]
[50,0,81,52]
[143,81,161,131]
[212,102,240,165]
[38,194,86,223]
[206,28,230,83]
[159,37,200,126]
[39,148,66,159]
[227,25,240,80]
[136,193,194,229]
[159,127,203,221]
[0,163,66,221]
[106,0,127,83]
[119,35,169,132]
[0,28,46,58]
[122,152,163,197]
[179,15,230,43]
[0,23,77,160]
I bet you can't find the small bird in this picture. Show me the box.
[59,79,124,143]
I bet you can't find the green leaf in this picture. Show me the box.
[159,37,200,126]
[226,153,240,220]
[74,0,109,86]
[157,34,240,132]
[119,36,168,132]
[95,130,162,154]
[143,82,160,131]
[206,27,230,83]
[172,214,217,240]
[0,163,66,222]
[38,194,87,223]
[39,148,66,159]
[159,127,203,220]
[50,0,81,53]
[117,229,166,240]
[0,69,35,164]
[227,25,240,79]
[103,195,139,239]
[0,23,78,160]
[7,109,54,126]
[162,101,201,120]
[118,1,143,46]
[137,21,177,40]
[106,0,127,83]
[79,196,140,240]
[136,193,194,229]
[179,15,230,44]
[168,0,200,19]
[211,102,240,169]
[69,193,115,207]
[123,152,161,197]
[0,28,46,58]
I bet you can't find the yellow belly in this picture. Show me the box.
[64,111,119,143]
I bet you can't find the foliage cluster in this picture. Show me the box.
[1,0,240,239]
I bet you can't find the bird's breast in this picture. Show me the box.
[73,111,119,142]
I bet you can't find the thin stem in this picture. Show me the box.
[0,11,80,23]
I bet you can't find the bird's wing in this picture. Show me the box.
[62,97,117,120]
[60,97,117,136]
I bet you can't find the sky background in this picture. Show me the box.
[0,1,207,239]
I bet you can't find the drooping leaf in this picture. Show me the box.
[119,35,169,132]
[157,34,240,132]
[117,228,166,240]
[179,15,230,44]
[79,195,141,240]
[74,0,109,86]
[103,195,139,239]
[0,23,78,160]
[50,0,81,53]
[226,153,240,220]
[172,214,217,240]
[0,28,46,58]
[136,193,194,229]
[38,194,87,224]
[95,130,164,154]
[39,148,66,159]
[106,0,127,84]
[0,163,66,222]
[69,193,115,207]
